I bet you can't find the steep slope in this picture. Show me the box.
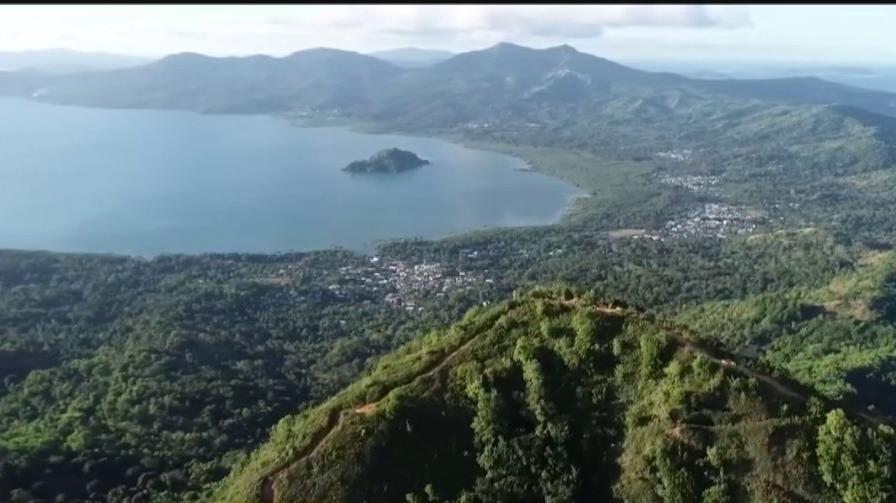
[370,43,686,123]
[431,42,684,88]
[214,288,894,503]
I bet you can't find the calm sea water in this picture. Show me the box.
[0,98,581,256]
[629,60,896,94]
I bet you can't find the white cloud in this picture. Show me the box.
[271,5,751,40]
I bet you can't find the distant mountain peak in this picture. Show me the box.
[553,43,578,53]
[486,42,579,55]
[166,51,206,58]
[490,41,531,52]
[158,52,209,62]
[288,47,360,57]
[152,52,216,69]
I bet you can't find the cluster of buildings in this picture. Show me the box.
[656,174,723,197]
[325,257,490,312]
[461,122,492,130]
[648,203,759,240]
[458,118,541,134]
[641,168,759,239]
[654,149,694,162]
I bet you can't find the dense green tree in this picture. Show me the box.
[817,409,894,503]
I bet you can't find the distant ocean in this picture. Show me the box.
[628,60,896,94]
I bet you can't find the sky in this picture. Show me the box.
[1,4,895,64]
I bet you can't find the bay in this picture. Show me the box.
[0,98,580,256]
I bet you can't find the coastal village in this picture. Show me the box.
[652,202,759,239]
[632,170,760,240]
[334,257,491,311]
[656,173,724,198]
[263,256,494,313]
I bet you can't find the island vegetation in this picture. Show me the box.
[343,148,429,174]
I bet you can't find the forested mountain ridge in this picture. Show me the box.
[214,289,894,503]
[8,48,398,113]
[3,43,895,119]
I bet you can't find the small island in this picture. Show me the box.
[343,148,430,174]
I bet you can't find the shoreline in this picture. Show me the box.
[285,114,593,218]
[281,114,596,252]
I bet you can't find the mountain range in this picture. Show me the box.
[3,42,895,120]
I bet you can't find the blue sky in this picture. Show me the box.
[1,5,894,63]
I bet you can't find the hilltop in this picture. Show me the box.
[214,288,894,503]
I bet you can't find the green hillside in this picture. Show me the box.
[214,289,894,503]
[677,249,896,410]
